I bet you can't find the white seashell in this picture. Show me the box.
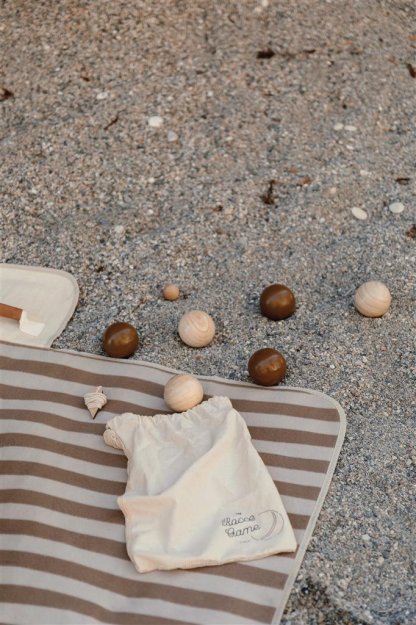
[164,374,204,412]
[354,281,391,318]
[148,115,163,128]
[178,310,216,348]
[84,386,107,419]
[389,201,404,214]
[351,207,367,220]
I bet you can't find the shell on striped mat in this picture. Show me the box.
[83,385,107,419]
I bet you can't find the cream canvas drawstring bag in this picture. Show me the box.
[104,395,297,573]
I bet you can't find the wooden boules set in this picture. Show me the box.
[248,348,287,386]
[354,281,391,318]
[99,275,393,402]
[260,284,296,320]
[103,322,139,358]
[164,374,204,412]
[178,310,216,348]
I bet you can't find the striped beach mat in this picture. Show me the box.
[0,340,346,625]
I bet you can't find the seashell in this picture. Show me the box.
[178,310,215,348]
[84,386,107,419]
[351,207,367,220]
[164,374,204,412]
[163,284,180,301]
[354,281,391,318]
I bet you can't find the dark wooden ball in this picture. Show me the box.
[248,348,287,386]
[103,322,139,358]
[260,284,296,320]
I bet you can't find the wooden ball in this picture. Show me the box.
[354,281,391,317]
[103,322,139,358]
[260,284,296,320]
[178,310,215,348]
[163,284,180,301]
[248,348,287,386]
[164,374,204,412]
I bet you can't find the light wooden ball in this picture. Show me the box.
[354,281,391,317]
[163,284,180,301]
[178,310,215,347]
[163,374,204,412]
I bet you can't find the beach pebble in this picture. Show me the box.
[345,125,357,132]
[351,207,368,220]
[96,91,108,100]
[389,201,404,214]
[148,116,163,128]
[334,123,344,131]
[114,225,125,235]
[167,130,178,142]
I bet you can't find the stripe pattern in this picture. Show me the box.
[0,341,346,625]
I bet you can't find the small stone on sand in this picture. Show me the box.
[167,130,178,142]
[351,207,368,220]
[334,123,344,131]
[389,201,404,214]
[96,92,108,100]
[114,225,125,234]
[148,116,163,128]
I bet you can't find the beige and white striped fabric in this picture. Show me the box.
[0,340,346,625]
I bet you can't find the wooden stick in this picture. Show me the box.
[0,303,23,321]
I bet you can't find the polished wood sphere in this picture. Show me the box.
[178,310,215,348]
[163,284,180,301]
[103,322,139,358]
[248,348,287,386]
[164,374,204,412]
[260,284,296,320]
[354,281,391,317]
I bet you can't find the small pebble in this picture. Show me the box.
[334,123,344,131]
[345,125,357,132]
[114,225,125,235]
[148,116,163,128]
[96,92,108,100]
[360,169,370,176]
[389,201,404,214]
[362,534,371,542]
[351,207,368,220]
[167,130,178,142]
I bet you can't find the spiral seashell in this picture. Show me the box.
[84,386,107,419]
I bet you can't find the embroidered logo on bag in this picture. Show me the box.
[221,510,284,542]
